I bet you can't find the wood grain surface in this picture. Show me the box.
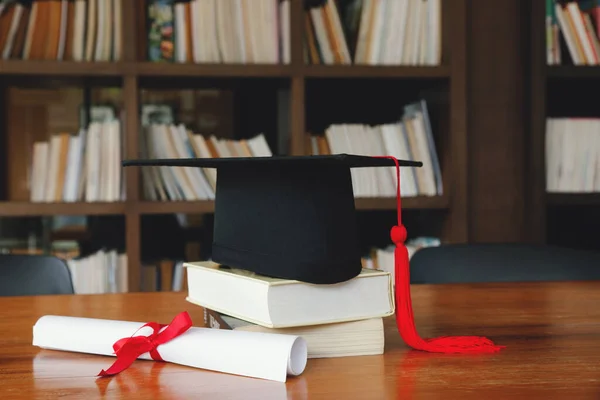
[1,281,600,399]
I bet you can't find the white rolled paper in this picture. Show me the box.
[32,315,307,382]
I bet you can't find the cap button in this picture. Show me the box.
[391,225,407,245]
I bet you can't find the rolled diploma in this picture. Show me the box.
[32,315,307,383]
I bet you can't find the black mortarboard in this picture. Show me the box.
[123,154,419,284]
[123,153,505,355]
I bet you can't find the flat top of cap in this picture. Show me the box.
[122,154,423,168]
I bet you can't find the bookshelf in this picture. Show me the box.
[528,0,600,249]
[0,0,466,292]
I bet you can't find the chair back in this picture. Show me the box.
[0,254,74,296]
[410,243,600,284]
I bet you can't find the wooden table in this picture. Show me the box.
[1,281,600,399]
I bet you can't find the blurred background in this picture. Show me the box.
[0,0,594,294]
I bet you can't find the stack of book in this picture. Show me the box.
[139,126,272,202]
[0,0,123,62]
[545,0,600,66]
[545,117,600,193]
[29,119,123,203]
[145,0,290,64]
[65,249,128,294]
[304,0,442,66]
[306,99,443,197]
[184,261,394,359]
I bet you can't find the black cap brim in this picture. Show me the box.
[122,154,423,169]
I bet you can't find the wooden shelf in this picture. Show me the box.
[546,66,600,78]
[530,1,600,245]
[135,62,294,78]
[0,202,126,217]
[137,201,216,214]
[302,65,451,78]
[355,196,449,210]
[0,60,132,76]
[0,197,450,218]
[0,0,467,292]
[0,60,451,79]
[136,196,449,215]
[546,193,600,205]
[0,197,450,217]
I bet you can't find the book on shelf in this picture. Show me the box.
[145,0,290,64]
[545,117,600,192]
[546,0,600,65]
[184,261,394,328]
[29,118,124,203]
[140,124,273,201]
[137,259,188,292]
[0,0,122,61]
[203,307,385,359]
[65,248,128,294]
[307,99,442,197]
[304,0,442,66]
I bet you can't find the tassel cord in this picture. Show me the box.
[374,156,504,354]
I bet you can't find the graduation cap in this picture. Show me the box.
[123,153,504,354]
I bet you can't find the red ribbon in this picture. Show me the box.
[374,155,504,354]
[97,311,193,377]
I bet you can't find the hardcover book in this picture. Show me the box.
[203,307,385,359]
[185,261,394,328]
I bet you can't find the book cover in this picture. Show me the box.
[147,0,174,62]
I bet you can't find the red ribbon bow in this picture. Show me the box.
[97,311,193,377]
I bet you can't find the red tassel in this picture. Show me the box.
[375,155,504,354]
